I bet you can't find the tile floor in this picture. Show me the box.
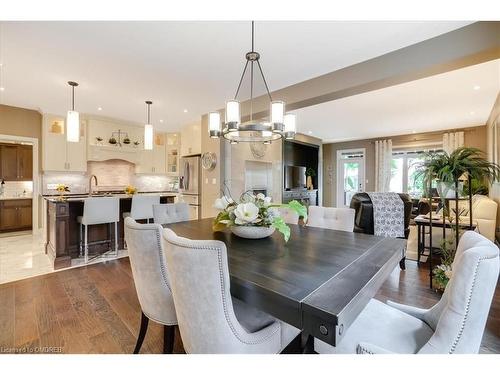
[0,230,128,284]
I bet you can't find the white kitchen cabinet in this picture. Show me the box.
[180,122,201,156]
[42,114,87,172]
[136,133,166,174]
[166,132,180,175]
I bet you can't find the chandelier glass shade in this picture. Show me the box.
[208,22,296,144]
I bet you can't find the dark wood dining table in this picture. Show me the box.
[163,218,406,348]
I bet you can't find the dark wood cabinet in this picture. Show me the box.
[0,143,33,181]
[0,199,32,232]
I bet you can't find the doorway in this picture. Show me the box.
[336,149,365,207]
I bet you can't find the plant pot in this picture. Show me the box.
[230,226,275,239]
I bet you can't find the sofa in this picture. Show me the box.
[425,194,498,243]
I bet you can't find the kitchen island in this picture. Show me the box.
[44,193,177,269]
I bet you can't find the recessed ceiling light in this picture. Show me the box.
[183,109,188,113]
[412,130,416,134]
[159,119,164,123]
[470,111,475,115]
[0,87,4,91]
[308,131,313,135]
[473,85,481,90]
[97,107,102,111]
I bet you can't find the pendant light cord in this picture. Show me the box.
[71,85,75,111]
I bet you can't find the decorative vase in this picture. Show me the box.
[306,175,313,190]
[230,226,275,239]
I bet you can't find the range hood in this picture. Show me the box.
[87,144,139,164]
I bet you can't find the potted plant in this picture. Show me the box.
[108,137,117,145]
[417,147,500,288]
[305,168,316,190]
[124,185,137,196]
[123,137,131,145]
[95,136,103,145]
[213,191,307,242]
[56,184,70,201]
[133,141,140,148]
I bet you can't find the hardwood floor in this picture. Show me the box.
[0,258,498,354]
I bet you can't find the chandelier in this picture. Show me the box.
[208,21,296,144]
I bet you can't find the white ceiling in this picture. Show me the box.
[295,59,500,143]
[0,21,471,131]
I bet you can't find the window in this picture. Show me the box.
[390,150,439,198]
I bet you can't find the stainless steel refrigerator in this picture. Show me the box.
[179,155,201,220]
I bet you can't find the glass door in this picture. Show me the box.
[337,149,365,207]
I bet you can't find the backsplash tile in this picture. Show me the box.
[42,160,178,194]
[0,181,33,197]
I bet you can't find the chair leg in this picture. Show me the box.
[84,224,88,264]
[134,312,149,354]
[399,256,406,270]
[114,221,118,257]
[163,325,175,354]
[79,223,83,257]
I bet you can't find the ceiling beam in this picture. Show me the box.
[232,21,500,122]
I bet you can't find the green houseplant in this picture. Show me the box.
[417,147,500,289]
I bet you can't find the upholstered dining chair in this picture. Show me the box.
[162,228,301,354]
[123,195,161,223]
[314,231,499,354]
[279,207,300,225]
[124,217,177,354]
[153,203,190,225]
[307,206,355,232]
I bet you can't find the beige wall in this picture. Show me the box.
[323,125,488,207]
[486,93,500,241]
[0,104,42,140]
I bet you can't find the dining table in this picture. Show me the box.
[163,218,406,349]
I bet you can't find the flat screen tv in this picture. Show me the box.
[284,165,306,190]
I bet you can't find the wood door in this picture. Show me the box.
[17,204,33,228]
[0,144,19,180]
[17,145,33,181]
[0,202,20,230]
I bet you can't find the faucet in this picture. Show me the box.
[88,175,98,196]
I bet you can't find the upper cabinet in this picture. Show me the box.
[136,133,167,174]
[0,143,33,181]
[42,114,87,172]
[180,122,201,156]
[166,133,180,175]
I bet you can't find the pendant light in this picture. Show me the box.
[144,100,154,150]
[208,21,296,144]
[66,81,80,142]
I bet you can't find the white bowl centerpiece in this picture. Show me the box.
[213,191,307,242]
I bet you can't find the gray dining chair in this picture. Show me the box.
[314,231,499,354]
[307,206,355,232]
[124,217,178,354]
[153,203,190,225]
[162,227,301,354]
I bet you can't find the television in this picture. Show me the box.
[284,165,306,190]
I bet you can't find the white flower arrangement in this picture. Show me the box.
[213,191,306,242]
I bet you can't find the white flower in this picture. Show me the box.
[213,196,233,211]
[256,193,265,200]
[234,202,260,225]
[263,196,272,207]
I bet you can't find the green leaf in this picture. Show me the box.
[213,211,231,232]
[272,217,291,242]
[285,200,308,222]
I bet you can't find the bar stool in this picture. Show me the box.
[77,197,120,264]
[123,195,161,223]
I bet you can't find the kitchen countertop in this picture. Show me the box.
[43,191,178,202]
[0,195,33,201]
